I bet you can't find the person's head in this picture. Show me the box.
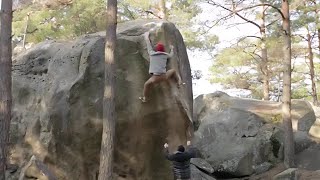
[177,145,185,152]
[155,43,165,52]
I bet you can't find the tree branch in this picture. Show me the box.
[238,35,262,42]
[206,1,261,29]
[145,10,162,19]
[206,0,285,19]
[26,28,38,34]
[266,18,280,27]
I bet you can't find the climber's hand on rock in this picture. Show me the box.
[164,143,169,148]
[187,141,191,146]
[170,45,174,50]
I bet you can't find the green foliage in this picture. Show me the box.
[118,0,218,50]
[292,86,310,99]
[13,0,106,43]
[13,0,218,50]
[209,43,257,89]
[271,114,282,124]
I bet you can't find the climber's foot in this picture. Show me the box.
[139,96,147,103]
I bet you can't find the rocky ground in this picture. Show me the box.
[221,108,320,180]
[223,163,320,180]
[192,92,320,180]
[221,144,320,180]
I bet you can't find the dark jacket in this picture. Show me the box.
[165,148,195,179]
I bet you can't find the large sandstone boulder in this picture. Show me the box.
[192,91,316,177]
[9,20,193,180]
[194,92,315,133]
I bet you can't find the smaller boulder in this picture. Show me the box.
[191,165,217,180]
[272,168,298,180]
[191,158,214,174]
[19,155,56,180]
[253,162,273,175]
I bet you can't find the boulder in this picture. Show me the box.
[294,131,315,154]
[9,20,193,180]
[296,144,320,171]
[309,105,320,138]
[191,158,214,174]
[192,91,316,177]
[193,92,315,133]
[18,156,57,180]
[291,100,316,132]
[273,168,299,180]
[253,162,273,175]
[191,165,217,180]
[309,118,320,138]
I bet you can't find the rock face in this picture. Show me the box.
[273,168,298,180]
[309,105,320,138]
[192,91,316,177]
[9,20,193,180]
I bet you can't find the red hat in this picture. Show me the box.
[156,43,165,52]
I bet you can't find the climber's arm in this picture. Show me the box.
[186,141,197,158]
[163,143,174,160]
[164,149,173,160]
[144,32,156,55]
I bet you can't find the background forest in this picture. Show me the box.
[0,0,319,179]
[10,0,320,104]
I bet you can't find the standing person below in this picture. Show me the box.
[139,31,184,103]
[164,141,195,180]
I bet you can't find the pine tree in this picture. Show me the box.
[98,0,117,179]
[281,0,295,168]
[0,0,13,179]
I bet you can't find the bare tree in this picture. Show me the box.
[260,2,269,101]
[207,0,271,100]
[281,0,295,168]
[98,0,117,179]
[0,0,13,179]
[207,0,295,167]
[22,12,31,49]
[159,0,168,20]
[306,28,318,105]
[311,0,320,106]
[295,0,319,105]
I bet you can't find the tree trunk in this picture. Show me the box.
[307,30,318,105]
[316,2,320,62]
[260,4,269,100]
[98,0,117,179]
[318,28,320,60]
[22,12,31,49]
[281,0,295,168]
[159,0,167,20]
[0,0,13,179]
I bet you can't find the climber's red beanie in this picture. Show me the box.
[156,43,165,52]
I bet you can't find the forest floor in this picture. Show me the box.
[222,164,320,180]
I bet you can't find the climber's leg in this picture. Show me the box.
[140,74,166,102]
[166,69,185,88]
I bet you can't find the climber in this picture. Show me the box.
[164,141,195,180]
[139,31,185,103]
